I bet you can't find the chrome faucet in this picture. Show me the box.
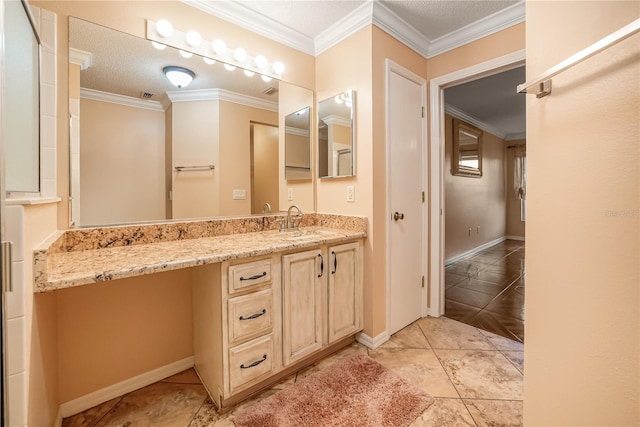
[286,205,303,230]
[262,202,272,214]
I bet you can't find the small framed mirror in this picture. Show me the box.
[318,90,355,178]
[284,106,311,180]
[452,118,482,177]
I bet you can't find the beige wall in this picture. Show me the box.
[444,114,506,261]
[505,139,525,238]
[171,100,219,219]
[218,101,278,216]
[251,124,280,214]
[524,1,639,425]
[80,98,166,225]
[57,270,193,402]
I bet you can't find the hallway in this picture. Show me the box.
[444,240,525,342]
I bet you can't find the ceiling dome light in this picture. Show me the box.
[212,39,226,55]
[254,54,268,69]
[203,57,216,65]
[234,47,248,63]
[261,75,272,82]
[151,41,167,50]
[179,50,193,59]
[243,69,255,77]
[224,63,236,72]
[156,19,173,38]
[272,61,285,75]
[163,66,195,88]
[185,30,202,47]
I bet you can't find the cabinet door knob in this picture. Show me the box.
[393,212,405,221]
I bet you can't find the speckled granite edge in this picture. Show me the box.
[33,214,367,293]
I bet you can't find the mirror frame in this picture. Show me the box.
[318,90,355,179]
[452,118,483,178]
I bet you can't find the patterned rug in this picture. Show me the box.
[232,353,434,427]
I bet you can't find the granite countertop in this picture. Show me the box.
[35,225,365,293]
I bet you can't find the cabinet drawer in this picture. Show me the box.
[229,334,274,392]
[229,259,272,293]
[228,289,273,344]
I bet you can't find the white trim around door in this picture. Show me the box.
[427,49,526,317]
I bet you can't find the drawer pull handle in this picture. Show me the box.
[240,272,267,281]
[240,354,267,369]
[239,309,267,321]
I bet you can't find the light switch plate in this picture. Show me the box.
[233,189,247,200]
[346,185,355,202]
[287,187,293,201]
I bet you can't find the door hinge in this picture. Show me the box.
[421,191,425,203]
[421,276,425,288]
[421,106,425,118]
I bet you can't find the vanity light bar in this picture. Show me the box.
[146,20,284,80]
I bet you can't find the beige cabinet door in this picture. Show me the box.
[282,249,324,366]
[328,242,363,343]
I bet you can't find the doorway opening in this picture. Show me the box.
[428,51,526,342]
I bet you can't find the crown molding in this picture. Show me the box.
[445,104,506,140]
[69,48,92,70]
[505,132,526,141]
[370,1,430,58]
[165,88,278,112]
[80,88,164,112]
[181,0,315,55]
[427,1,525,58]
[285,126,309,137]
[321,114,351,128]
[314,1,373,56]
[182,0,524,61]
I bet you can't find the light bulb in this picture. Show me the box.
[156,19,173,38]
[185,30,202,47]
[212,39,226,55]
[234,48,248,63]
[179,50,193,59]
[244,69,255,77]
[203,57,216,65]
[254,54,268,69]
[224,63,236,72]
[272,61,285,75]
[261,75,272,82]
[151,41,167,50]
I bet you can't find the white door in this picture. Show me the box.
[388,62,426,335]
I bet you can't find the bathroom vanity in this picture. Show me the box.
[34,214,365,410]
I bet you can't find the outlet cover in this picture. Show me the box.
[346,185,355,202]
[287,187,293,201]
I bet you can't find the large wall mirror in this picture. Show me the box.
[452,118,483,178]
[318,90,355,178]
[284,106,311,180]
[5,0,40,193]
[69,17,314,227]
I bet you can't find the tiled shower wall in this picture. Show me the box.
[5,5,58,426]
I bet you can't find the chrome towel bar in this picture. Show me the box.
[174,165,215,171]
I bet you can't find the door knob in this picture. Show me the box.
[393,212,405,221]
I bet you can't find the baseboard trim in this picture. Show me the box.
[445,236,507,266]
[58,356,195,419]
[505,235,525,241]
[357,331,390,349]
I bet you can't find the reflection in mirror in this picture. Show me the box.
[5,0,40,192]
[250,123,279,214]
[68,17,313,226]
[284,107,311,180]
[318,90,355,178]
[452,118,483,177]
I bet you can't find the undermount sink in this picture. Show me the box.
[281,229,335,241]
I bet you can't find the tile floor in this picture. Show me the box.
[63,316,524,426]
[444,239,525,342]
